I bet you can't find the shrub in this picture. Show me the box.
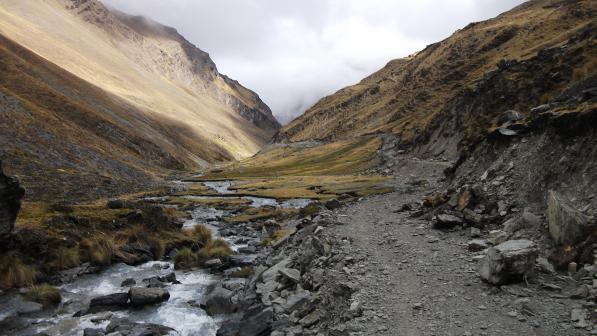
[200,239,233,260]
[79,236,116,266]
[49,247,80,270]
[192,225,212,246]
[0,254,37,289]
[24,284,61,307]
[299,204,320,218]
[146,237,165,260]
[174,248,197,269]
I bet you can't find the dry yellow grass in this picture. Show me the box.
[24,284,61,307]
[0,254,37,289]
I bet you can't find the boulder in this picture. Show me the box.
[547,190,594,245]
[324,199,342,210]
[120,278,136,287]
[279,268,301,284]
[89,293,129,308]
[204,287,236,315]
[497,110,523,125]
[467,239,489,252]
[433,214,463,229]
[479,240,538,285]
[128,287,169,307]
[0,161,25,235]
[106,318,176,336]
[106,199,126,209]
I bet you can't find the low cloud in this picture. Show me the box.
[102,0,525,124]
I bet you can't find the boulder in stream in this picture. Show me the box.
[128,287,170,307]
[204,286,236,315]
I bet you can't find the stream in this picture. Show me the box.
[3,180,314,336]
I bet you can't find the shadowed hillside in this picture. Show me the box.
[275,0,596,159]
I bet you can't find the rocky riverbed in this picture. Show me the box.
[2,156,595,336]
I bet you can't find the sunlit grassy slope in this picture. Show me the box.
[0,0,278,159]
[192,136,393,200]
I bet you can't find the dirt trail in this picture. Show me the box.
[329,157,587,336]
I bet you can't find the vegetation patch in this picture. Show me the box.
[0,254,37,289]
[24,284,61,307]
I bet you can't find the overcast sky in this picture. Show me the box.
[101,0,525,124]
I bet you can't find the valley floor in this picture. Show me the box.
[324,157,588,336]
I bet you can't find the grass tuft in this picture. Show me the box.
[49,247,80,271]
[79,236,116,266]
[192,225,213,246]
[24,284,61,307]
[174,247,197,269]
[0,254,37,289]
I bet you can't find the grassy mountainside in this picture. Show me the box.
[0,33,230,201]
[0,0,279,161]
[0,0,282,201]
[275,0,596,158]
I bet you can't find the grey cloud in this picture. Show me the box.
[101,0,526,124]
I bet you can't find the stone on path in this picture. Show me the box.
[479,240,538,285]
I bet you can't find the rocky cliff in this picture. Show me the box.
[0,161,24,235]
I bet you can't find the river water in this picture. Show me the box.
[5,180,314,336]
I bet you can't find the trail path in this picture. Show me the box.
[329,158,586,336]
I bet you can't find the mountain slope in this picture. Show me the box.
[275,0,595,158]
[0,0,280,201]
[0,0,279,160]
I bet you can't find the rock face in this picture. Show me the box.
[479,240,538,285]
[0,161,25,235]
[547,190,594,245]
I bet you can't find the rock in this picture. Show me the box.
[349,300,362,317]
[433,214,463,229]
[570,285,590,299]
[106,199,126,209]
[89,293,129,308]
[568,262,578,275]
[530,104,552,114]
[547,190,594,245]
[299,310,323,327]
[479,240,538,285]
[16,301,43,315]
[262,258,291,283]
[468,239,489,252]
[204,287,236,315]
[279,268,301,284]
[470,227,482,238]
[159,272,177,283]
[497,110,523,125]
[324,199,342,210]
[106,318,176,336]
[83,329,105,336]
[487,230,509,245]
[282,291,312,315]
[503,209,541,235]
[120,278,136,287]
[205,259,223,268]
[240,306,273,336]
[128,287,169,307]
[536,257,555,274]
[0,161,25,235]
[463,209,483,226]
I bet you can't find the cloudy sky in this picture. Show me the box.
[102,0,525,124]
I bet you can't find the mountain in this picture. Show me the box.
[275,0,595,158]
[0,0,280,200]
